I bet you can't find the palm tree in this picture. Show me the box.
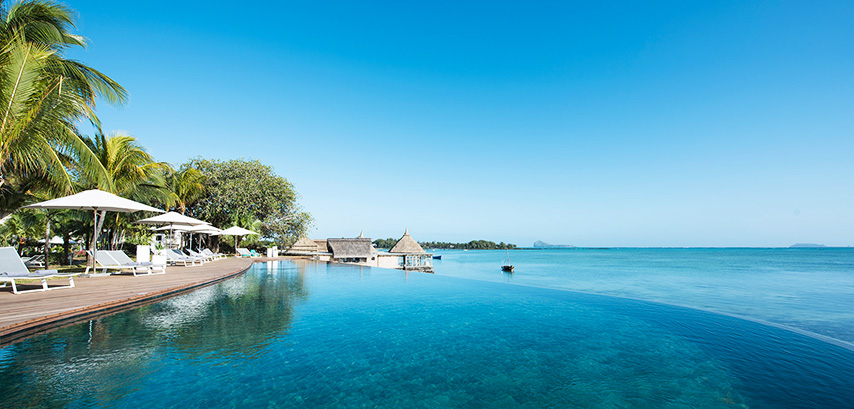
[165,166,206,215]
[0,1,125,217]
[0,210,36,251]
[82,132,170,200]
[80,132,170,250]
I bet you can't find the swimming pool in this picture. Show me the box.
[1,260,852,408]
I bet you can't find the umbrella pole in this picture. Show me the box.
[91,209,99,273]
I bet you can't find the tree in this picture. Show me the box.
[186,158,312,247]
[80,132,170,250]
[165,166,205,215]
[48,209,87,265]
[0,209,39,253]
[81,132,169,200]
[0,0,126,217]
[373,238,398,249]
[417,240,517,250]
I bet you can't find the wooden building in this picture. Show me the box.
[326,237,376,264]
[377,230,433,272]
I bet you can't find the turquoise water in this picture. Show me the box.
[433,248,854,346]
[1,259,854,408]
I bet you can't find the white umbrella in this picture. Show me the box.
[38,236,78,245]
[197,227,222,234]
[136,212,208,248]
[24,189,164,271]
[136,211,207,226]
[152,223,231,250]
[153,225,192,231]
[24,189,163,213]
[216,226,258,236]
[153,223,221,249]
[214,226,259,252]
[182,224,217,232]
[181,224,222,250]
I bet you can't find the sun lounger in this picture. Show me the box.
[23,254,45,268]
[186,249,214,262]
[200,248,226,260]
[236,248,259,257]
[85,251,154,276]
[105,250,166,275]
[165,249,203,266]
[0,247,78,294]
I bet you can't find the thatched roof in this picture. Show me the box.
[390,229,426,254]
[289,236,319,253]
[328,238,374,259]
[313,239,329,252]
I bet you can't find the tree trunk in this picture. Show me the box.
[88,210,96,255]
[111,213,120,250]
[89,210,107,266]
[62,232,71,266]
[96,210,107,240]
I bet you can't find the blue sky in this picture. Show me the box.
[67,1,853,247]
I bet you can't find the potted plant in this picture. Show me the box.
[126,227,154,263]
[151,243,167,266]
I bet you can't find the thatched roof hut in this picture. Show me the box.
[288,236,319,253]
[313,239,329,252]
[327,238,374,259]
[389,229,426,254]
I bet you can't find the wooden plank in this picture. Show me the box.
[0,257,295,344]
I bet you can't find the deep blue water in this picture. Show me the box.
[432,248,854,346]
[1,259,853,408]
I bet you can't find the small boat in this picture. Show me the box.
[501,249,514,273]
[432,254,442,260]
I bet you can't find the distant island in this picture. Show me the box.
[373,238,516,250]
[789,243,827,248]
[533,241,576,248]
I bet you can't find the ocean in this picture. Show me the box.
[432,247,854,346]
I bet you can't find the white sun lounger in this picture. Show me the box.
[0,247,78,294]
[23,254,45,268]
[177,249,208,264]
[186,249,214,263]
[105,250,166,275]
[85,251,152,276]
[166,249,203,267]
[200,249,226,260]
[236,248,259,257]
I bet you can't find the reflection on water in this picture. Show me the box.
[0,260,853,408]
[0,261,310,408]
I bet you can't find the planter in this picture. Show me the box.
[136,245,150,263]
[152,255,167,266]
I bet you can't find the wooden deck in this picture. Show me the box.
[0,257,288,345]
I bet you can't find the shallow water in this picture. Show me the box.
[432,248,854,345]
[1,260,853,408]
